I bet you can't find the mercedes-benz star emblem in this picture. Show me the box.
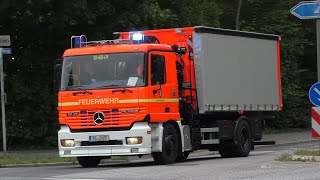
[93,112,104,124]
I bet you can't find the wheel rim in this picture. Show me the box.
[240,127,249,150]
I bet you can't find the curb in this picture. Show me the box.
[0,160,128,168]
[0,162,74,168]
[255,139,319,149]
[292,155,320,162]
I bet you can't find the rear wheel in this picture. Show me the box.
[77,156,101,168]
[219,120,252,158]
[218,142,235,158]
[152,123,179,164]
[233,120,252,157]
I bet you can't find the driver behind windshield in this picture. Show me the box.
[79,63,97,85]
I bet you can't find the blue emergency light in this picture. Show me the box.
[130,32,144,43]
[71,35,87,48]
[132,33,143,41]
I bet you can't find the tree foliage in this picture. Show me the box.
[0,0,316,149]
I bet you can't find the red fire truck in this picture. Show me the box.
[55,26,282,167]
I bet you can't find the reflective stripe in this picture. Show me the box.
[119,99,139,103]
[58,102,79,106]
[138,98,179,103]
[58,98,179,106]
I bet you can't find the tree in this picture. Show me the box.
[235,0,254,30]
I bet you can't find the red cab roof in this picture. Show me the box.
[62,43,173,57]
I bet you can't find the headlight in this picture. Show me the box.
[61,139,75,147]
[126,137,142,145]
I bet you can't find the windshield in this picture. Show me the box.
[60,52,146,90]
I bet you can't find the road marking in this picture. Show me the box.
[261,162,272,169]
[252,151,275,155]
[45,178,103,180]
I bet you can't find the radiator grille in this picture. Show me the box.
[62,108,146,129]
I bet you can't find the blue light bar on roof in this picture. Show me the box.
[130,32,144,43]
[132,33,143,41]
[71,35,87,48]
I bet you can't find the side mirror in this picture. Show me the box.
[153,85,162,97]
[171,45,187,55]
[54,59,62,94]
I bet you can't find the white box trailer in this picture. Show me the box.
[193,27,282,113]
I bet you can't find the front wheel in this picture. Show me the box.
[176,151,190,162]
[77,156,101,168]
[152,123,179,164]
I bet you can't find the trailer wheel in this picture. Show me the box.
[233,120,252,157]
[152,123,179,164]
[77,156,101,168]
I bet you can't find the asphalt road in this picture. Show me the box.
[1,141,320,180]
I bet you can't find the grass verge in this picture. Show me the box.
[277,151,292,161]
[294,149,320,156]
[264,127,308,135]
[0,156,77,167]
[0,155,128,167]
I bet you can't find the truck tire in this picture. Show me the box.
[176,152,190,162]
[218,143,235,158]
[233,120,252,157]
[219,120,252,158]
[152,123,179,164]
[77,156,101,168]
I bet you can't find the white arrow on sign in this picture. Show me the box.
[314,87,320,101]
[315,6,320,14]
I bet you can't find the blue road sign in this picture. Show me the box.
[1,48,12,55]
[309,82,320,106]
[291,1,320,19]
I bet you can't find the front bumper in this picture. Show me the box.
[58,122,151,157]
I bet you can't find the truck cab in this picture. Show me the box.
[56,37,187,167]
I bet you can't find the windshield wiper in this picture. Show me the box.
[112,87,133,93]
[67,86,93,95]
[96,84,120,89]
[98,84,120,88]
[95,84,133,93]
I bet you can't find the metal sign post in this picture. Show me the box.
[291,1,320,81]
[0,48,6,153]
[0,35,10,153]
[318,19,320,81]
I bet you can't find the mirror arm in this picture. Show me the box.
[152,83,162,97]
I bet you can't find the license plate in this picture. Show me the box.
[89,135,109,142]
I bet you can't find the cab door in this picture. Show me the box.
[147,51,180,122]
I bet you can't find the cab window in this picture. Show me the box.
[151,54,166,85]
